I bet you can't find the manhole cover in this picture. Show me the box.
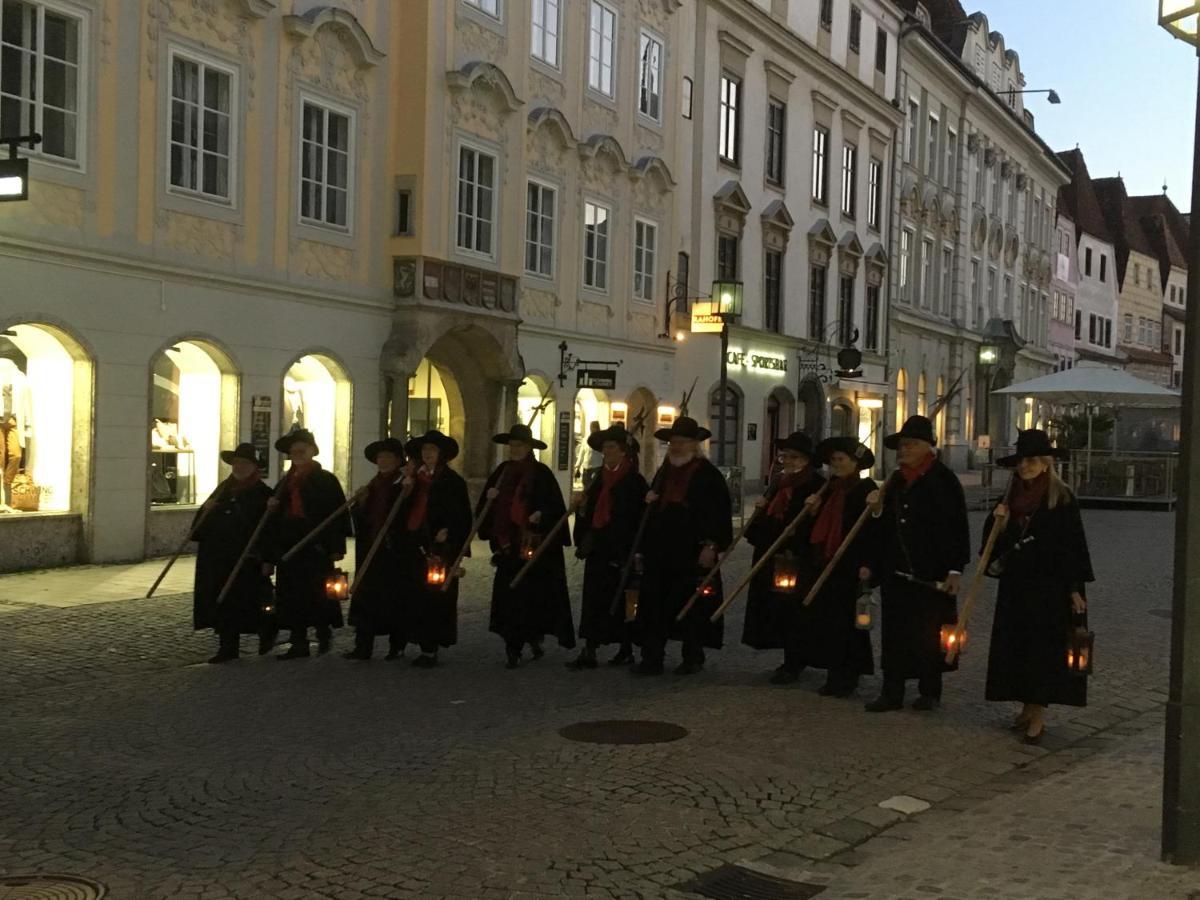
[1149,609,1173,619]
[0,875,107,899]
[678,865,825,899]
[558,720,688,744]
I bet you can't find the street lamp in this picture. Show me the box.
[1158,0,1200,866]
[0,133,41,202]
[977,342,1000,455]
[711,279,743,467]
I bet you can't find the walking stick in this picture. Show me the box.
[709,484,830,623]
[215,504,275,606]
[145,479,231,598]
[508,501,576,589]
[280,487,366,562]
[608,462,669,616]
[441,471,505,593]
[946,476,1014,664]
[347,480,413,599]
[675,471,785,622]
[801,503,875,606]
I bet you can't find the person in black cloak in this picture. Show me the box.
[343,437,408,661]
[742,431,826,683]
[567,423,647,670]
[192,443,276,663]
[633,416,733,676]
[983,429,1094,744]
[397,429,473,668]
[263,429,351,660]
[863,415,970,712]
[477,423,576,668]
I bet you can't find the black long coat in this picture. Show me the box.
[636,457,734,650]
[192,478,275,635]
[396,466,473,649]
[263,465,351,631]
[790,475,877,675]
[984,491,1094,707]
[572,462,648,645]
[478,459,576,648]
[348,473,406,637]
[742,468,826,651]
[872,460,970,678]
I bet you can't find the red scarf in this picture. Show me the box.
[899,451,936,486]
[1009,471,1049,527]
[405,467,436,532]
[767,467,811,520]
[491,457,535,548]
[364,471,398,533]
[810,476,850,562]
[658,457,701,508]
[282,462,317,518]
[592,458,631,529]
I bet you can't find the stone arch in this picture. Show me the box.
[631,155,675,189]
[446,61,524,111]
[280,349,354,486]
[283,6,384,67]
[797,376,825,440]
[528,106,577,147]
[579,133,629,170]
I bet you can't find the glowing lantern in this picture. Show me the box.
[520,530,541,561]
[855,587,873,630]
[940,624,964,658]
[325,568,349,601]
[696,573,716,598]
[1066,627,1094,676]
[425,554,447,586]
[262,596,275,616]
[772,552,801,593]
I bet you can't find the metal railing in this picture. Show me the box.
[977,449,1178,508]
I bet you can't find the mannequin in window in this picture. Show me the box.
[0,358,32,510]
[283,376,305,432]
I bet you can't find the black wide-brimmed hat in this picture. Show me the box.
[775,431,815,459]
[364,437,407,463]
[883,415,936,450]
[275,428,319,455]
[816,436,876,471]
[654,416,711,443]
[493,423,547,450]
[220,442,259,466]
[996,429,1067,468]
[405,429,460,462]
[588,423,640,455]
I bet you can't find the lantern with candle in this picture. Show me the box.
[855,583,874,630]
[325,568,349,601]
[1066,626,1094,676]
[520,529,541,561]
[696,571,717,598]
[771,552,801,593]
[425,553,447,586]
[940,623,964,657]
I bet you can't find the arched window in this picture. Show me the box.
[573,387,610,488]
[516,377,554,463]
[917,372,928,417]
[708,383,741,466]
[150,341,231,505]
[0,323,90,513]
[830,402,854,437]
[895,369,908,432]
[935,375,946,444]
[283,353,352,483]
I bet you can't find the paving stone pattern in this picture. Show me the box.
[0,510,1193,899]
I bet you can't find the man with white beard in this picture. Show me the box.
[632,417,733,676]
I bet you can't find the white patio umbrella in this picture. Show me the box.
[992,361,1180,452]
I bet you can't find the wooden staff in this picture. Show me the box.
[215,504,275,606]
[675,471,785,622]
[608,461,668,616]
[280,487,366,562]
[801,503,875,606]
[145,479,231,598]
[347,480,413,599]
[508,501,576,589]
[442,470,505,593]
[709,485,829,623]
[946,477,1014,664]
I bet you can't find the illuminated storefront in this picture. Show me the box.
[282,354,352,483]
[150,341,230,506]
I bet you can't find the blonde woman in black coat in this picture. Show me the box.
[984,429,1094,744]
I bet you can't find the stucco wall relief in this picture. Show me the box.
[161,210,237,260]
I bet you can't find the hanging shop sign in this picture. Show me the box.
[576,368,618,390]
[690,300,724,334]
[725,349,789,375]
[250,395,272,473]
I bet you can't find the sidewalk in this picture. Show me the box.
[730,711,1200,900]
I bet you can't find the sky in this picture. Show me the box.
[978,0,1198,208]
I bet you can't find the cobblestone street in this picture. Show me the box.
[1,509,1197,899]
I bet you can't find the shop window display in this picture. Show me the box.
[0,325,77,513]
[407,358,450,437]
[282,355,339,471]
[150,342,222,505]
[516,379,554,462]
[572,387,610,489]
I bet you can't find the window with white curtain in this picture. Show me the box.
[300,100,352,229]
[583,200,610,290]
[633,218,657,301]
[456,144,495,255]
[587,0,616,97]
[525,180,555,277]
[168,49,234,201]
[637,31,663,121]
